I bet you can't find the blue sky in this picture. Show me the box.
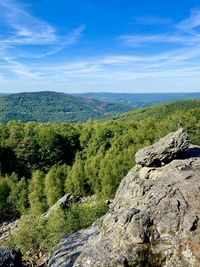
[0,0,200,93]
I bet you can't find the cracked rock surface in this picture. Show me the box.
[48,129,200,267]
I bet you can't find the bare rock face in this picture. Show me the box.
[135,128,189,167]
[0,247,23,267]
[47,219,102,267]
[48,130,200,267]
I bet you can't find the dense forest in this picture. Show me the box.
[0,100,200,259]
[0,91,131,124]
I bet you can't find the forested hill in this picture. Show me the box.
[115,99,200,122]
[1,91,199,124]
[0,91,131,124]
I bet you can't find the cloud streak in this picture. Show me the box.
[119,33,200,46]
[120,9,200,47]
[0,0,85,77]
[177,9,200,31]
[0,0,57,45]
[0,1,85,46]
[10,42,200,84]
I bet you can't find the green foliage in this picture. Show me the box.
[0,173,28,216]
[45,164,70,207]
[44,208,66,250]
[64,201,108,233]
[117,99,200,123]
[0,178,11,214]
[8,214,47,256]
[8,201,108,255]
[29,171,47,214]
[65,154,89,196]
[0,121,80,177]
[99,146,135,197]
[36,126,67,170]
[8,174,29,215]
[84,150,104,194]
[15,123,40,173]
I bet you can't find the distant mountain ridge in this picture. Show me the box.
[76,92,200,108]
[0,91,131,124]
[0,91,200,124]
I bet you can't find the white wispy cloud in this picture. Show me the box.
[119,33,200,46]
[0,0,85,80]
[0,0,85,46]
[120,9,200,47]
[2,43,200,83]
[0,0,57,45]
[177,9,200,31]
[17,42,200,83]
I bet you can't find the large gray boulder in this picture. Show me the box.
[135,128,189,167]
[48,132,200,267]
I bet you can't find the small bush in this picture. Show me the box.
[8,214,47,256]
[7,200,108,256]
[64,200,108,233]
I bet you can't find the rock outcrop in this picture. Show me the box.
[47,219,102,267]
[0,247,23,267]
[48,129,200,267]
[135,128,189,167]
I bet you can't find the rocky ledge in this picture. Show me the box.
[47,128,200,267]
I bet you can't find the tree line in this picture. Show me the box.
[0,103,199,218]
